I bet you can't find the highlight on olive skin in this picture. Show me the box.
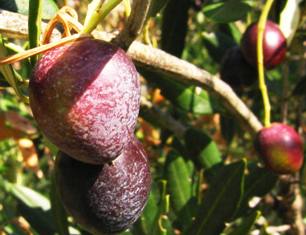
[254,123,304,174]
[30,38,141,165]
[55,136,151,235]
[240,20,287,70]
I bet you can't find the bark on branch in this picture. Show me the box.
[0,9,263,136]
[112,0,151,50]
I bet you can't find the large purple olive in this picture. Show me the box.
[55,135,151,234]
[30,38,140,164]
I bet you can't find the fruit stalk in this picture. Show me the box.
[257,0,275,127]
[28,0,42,65]
[0,9,264,135]
[81,0,123,34]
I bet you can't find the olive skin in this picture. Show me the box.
[55,136,151,234]
[220,46,257,93]
[240,20,287,69]
[30,38,140,164]
[254,123,304,174]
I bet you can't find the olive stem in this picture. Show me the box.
[257,0,274,127]
[81,0,123,34]
[112,0,151,50]
[0,34,91,66]
[28,0,42,65]
[123,0,131,17]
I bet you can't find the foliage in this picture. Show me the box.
[0,0,305,235]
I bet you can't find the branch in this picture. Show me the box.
[140,98,187,139]
[277,175,305,235]
[112,0,151,50]
[0,9,263,136]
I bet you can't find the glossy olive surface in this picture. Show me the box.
[55,136,151,234]
[255,123,304,174]
[240,20,286,69]
[30,38,140,164]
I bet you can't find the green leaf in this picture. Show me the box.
[5,182,56,235]
[151,182,175,235]
[0,0,58,19]
[228,210,261,235]
[50,170,70,235]
[202,30,237,63]
[220,116,236,144]
[163,80,213,115]
[184,128,222,168]
[234,164,278,218]
[164,151,196,230]
[133,182,160,235]
[7,183,50,209]
[161,0,190,57]
[292,75,306,97]
[148,0,169,18]
[203,0,252,23]
[188,160,246,235]
[138,67,214,115]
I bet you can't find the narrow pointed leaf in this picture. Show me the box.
[161,0,190,57]
[188,160,246,235]
[148,0,169,18]
[0,0,58,19]
[228,210,261,235]
[133,182,160,235]
[5,182,56,235]
[234,164,278,218]
[184,128,222,168]
[50,171,69,235]
[138,68,214,115]
[203,0,252,23]
[165,151,196,229]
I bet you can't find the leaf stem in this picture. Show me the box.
[0,34,91,66]
[257,0,274,127]
[28,0,42,65]
[81,0,123,34]
[0,35,29,103]
[123,0,131,17]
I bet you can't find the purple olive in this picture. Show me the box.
[255,123,304,174]
[240,20,287,69]
[30,38,140,164]
[55,135,151,234]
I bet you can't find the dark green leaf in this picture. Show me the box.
[151,182,175,235]
[188,160,246,235]
[220,115,236,144]
[184,128,222,168]
[139,67,214,115]
[0,72,10,87]
[5,182,56,235]
[148,0,169,18]
[161,0,190,57]
[50,170,69,235]
[165,151,196,230]
[292,75,306,97]
[202,31,237,63]
[234,164,278,218]
[228,210,261,235]
[203,0,252,23]
[133,182,160,235]
[164,81,213,115]
[0,0,58,19]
